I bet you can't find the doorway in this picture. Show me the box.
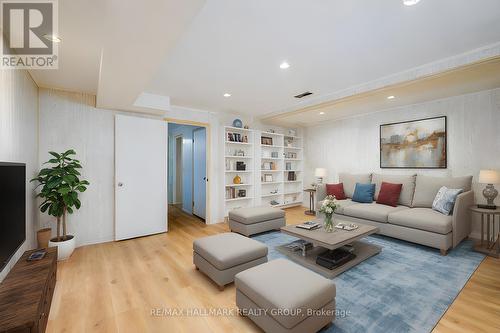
[167,122,207,222]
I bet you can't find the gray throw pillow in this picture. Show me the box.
[432,186,463,215]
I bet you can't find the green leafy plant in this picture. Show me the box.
[31,150,89,241]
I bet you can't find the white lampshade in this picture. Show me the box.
[479,170,500,184]
[315,168,328,178]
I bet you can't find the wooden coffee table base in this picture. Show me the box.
[276,241,381,279]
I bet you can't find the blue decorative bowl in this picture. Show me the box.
[232,119,243,128]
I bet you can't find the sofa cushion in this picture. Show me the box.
[339,173,372,198]
[388,208,453,234]
[432,186,463,215]
[377,182,403,207]
[326,183,347,200]
[343,202,409,223]
[229,206,285,225]
[372,173,416,207]
[352,183,375,203]
[321,198,356,215]
[193,233,268,270]
[235,259,336,329]
[412,175,472,208]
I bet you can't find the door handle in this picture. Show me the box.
[118,182,124,187]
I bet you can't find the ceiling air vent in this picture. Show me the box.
[294,91,313,98]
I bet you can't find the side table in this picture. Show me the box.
[304,188,316,216]
[470,206,500,258]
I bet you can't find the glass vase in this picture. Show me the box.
[324,214,334,232]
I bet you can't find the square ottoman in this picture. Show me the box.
[193,232,268,290]
[229,206,286,237]
[235,259,336,333]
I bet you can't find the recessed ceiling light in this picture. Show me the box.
[319,112,325,115]
[403,0,421,6]
[387,95,396,100]
[280,62,290,69]
[223,93,231,97]
[43,34,61,43]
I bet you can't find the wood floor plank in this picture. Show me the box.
[45,206,500,333]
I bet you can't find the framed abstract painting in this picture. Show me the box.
[380,116,447,169]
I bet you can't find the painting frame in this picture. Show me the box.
[380,116,447,169]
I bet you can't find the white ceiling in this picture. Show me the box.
[263,57,500,126]
[146,0,500,116]
[27,0,500,118]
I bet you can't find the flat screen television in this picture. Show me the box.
[0,162,26,271]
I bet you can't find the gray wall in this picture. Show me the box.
[0,70,39,281]
[304,88,500,238]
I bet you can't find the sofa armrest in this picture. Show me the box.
[315,184,327,211]
[452,190,474,248]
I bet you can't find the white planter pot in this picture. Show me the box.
[49,235,76,260]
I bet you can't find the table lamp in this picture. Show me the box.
[478,169,499,209]
[315,168,327,185]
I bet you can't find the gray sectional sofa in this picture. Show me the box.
[315,173,474,254]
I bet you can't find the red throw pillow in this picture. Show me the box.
[377,182,403,207]
[326,183,347,200]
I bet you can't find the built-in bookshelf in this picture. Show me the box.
[224,127,303,217]
[224,126,254,216]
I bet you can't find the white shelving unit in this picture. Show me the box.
[224,127,255,216]
[224,127,303,217]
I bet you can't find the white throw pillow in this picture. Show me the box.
[432,186,463,215]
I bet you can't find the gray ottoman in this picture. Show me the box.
[235,259,336,333]
[193,232,268,290]
[229,206,286,236]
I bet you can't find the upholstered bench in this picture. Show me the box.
[235,259,336,333]
[229,206,286,236]
[193,232,268,290]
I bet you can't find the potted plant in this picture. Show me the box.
[31,150,89,260]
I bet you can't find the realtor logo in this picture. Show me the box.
[1,0,58,69]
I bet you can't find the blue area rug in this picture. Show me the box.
[252,232,484,333]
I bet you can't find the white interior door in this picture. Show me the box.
[115,115,167,240]
[192,127,206,219]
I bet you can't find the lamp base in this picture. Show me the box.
[477,204,497,210]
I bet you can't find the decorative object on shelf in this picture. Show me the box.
[233,175,242,184]
[225,159,231,170]
[264,174,273,182]
[288,171,297,181]
[286,162,292,170]
[268,129,275,133]
[270,189,278,194]
[286,138,294,147]
[261,136,273,145]
[315,168,327,184]
[285,152,297,159]
[271,151,279,158]
[37,228,51,248]
[478,169,499,209]
[236,149,245,156]
[236,162,246,171]
[270,200,279,205]
[287,129,297,136]
[319,195,338,232]
[244,125,249,129]
[232,119,243,128]
[238,189,247,198]
[380,116,447,168]
[31,150,89,260]
[243,135,248,143]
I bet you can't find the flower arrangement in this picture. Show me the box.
[319,195,338,232]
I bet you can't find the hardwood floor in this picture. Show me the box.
[46,206,500,333]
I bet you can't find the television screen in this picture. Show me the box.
[0,163,26,271]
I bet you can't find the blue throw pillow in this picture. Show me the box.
[352,183,376,203]
[432,186,463,215]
